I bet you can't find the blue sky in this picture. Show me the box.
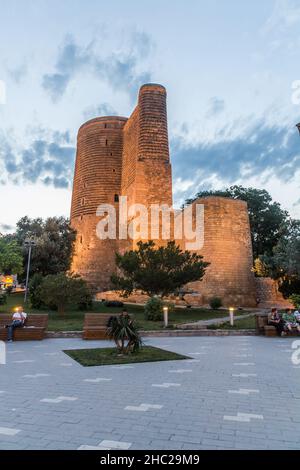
[0,0,300,231]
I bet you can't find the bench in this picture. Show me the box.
[0,314,48,341]
[83,313,132,340]
[83,313,116,340]
[255,313,299,337]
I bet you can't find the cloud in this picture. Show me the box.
[262,0,300,34]
[0,223,14,233]
[8,63,28,84]
[206,97,225,117]
[83,102,118,121]
[171,119,300,201]
[0,129,75,189]
[42,32,152,102]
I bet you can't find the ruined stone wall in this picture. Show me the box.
[181,197,257,307]
[255,277,293,308]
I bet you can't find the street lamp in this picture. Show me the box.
[24,238,35,303]
[163,306,169,328]
[229,307,235,326]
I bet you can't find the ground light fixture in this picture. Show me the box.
[229,307,235,326]
[163,305,169,328]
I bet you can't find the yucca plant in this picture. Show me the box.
[106,313,142,355]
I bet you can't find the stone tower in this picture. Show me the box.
[181,197,257,307]
[70,116,127,290]
[70,83,257,307]
[70,84,172,291]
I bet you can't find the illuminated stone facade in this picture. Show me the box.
[71,84,257,307]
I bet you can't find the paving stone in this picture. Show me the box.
[0,337,299,450]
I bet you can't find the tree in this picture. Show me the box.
[186,186,289,258]
[111,240,209,298]
[106,314,142,354]
[269,219,300,296]
[15,216,76,277]
[0,236,23,274]
[39,273,92,315]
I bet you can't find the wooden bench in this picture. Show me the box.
[83,313,132,340]
[0,314,48,341]
[255,313,299,337]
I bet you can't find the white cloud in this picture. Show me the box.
[263,0,300,34]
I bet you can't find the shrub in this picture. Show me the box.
[106,313,142,354]
[144,297,164,321]
[209,297,223,310]
[29,273,44,309]
[289,294,300,309]
[0,292,7,305]
[5,285,13,295]
[104,301,124,308]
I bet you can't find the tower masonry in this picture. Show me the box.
[70,83,257,307]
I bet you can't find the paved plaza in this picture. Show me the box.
[0,336,299,450]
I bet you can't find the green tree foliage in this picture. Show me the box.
[28,273,44,309]
[111,240,209,298]
[39,273,92,315]
[144,297,164,321]
[289,294,300,309]
[0,236,23,274]
[209,297,223,310]
[186,185,289,259]
[256,219,300,296]
[15,216,76,277]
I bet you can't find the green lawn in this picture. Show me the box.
[64,345,190,367]
[208,315,256,330]
[1,292,250,331]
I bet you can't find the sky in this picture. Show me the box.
[0,0,300,232]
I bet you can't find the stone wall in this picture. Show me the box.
[179,197,257,307]
[255,277,293,308]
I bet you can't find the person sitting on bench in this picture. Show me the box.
[282,309,300,334]
[6,307,27,342]
[268,308,285,336]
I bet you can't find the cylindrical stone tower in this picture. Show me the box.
[70,116,127,290]
[184,197,256,307]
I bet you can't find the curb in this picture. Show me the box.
[47,329,257,339]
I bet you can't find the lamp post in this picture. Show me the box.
[24,239,35,303]
[229,307,235,326]
[163,306,169,328]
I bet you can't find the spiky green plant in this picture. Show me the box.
[106,314,142,355]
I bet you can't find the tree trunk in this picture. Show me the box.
[58,304,65,316]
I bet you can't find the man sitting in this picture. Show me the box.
[6,307,27,342]
[268,308,285,336]
[282,309,300,334]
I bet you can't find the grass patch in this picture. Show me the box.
[1,293,250,331]
[64,345,190,367]
[208,315,256,330]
